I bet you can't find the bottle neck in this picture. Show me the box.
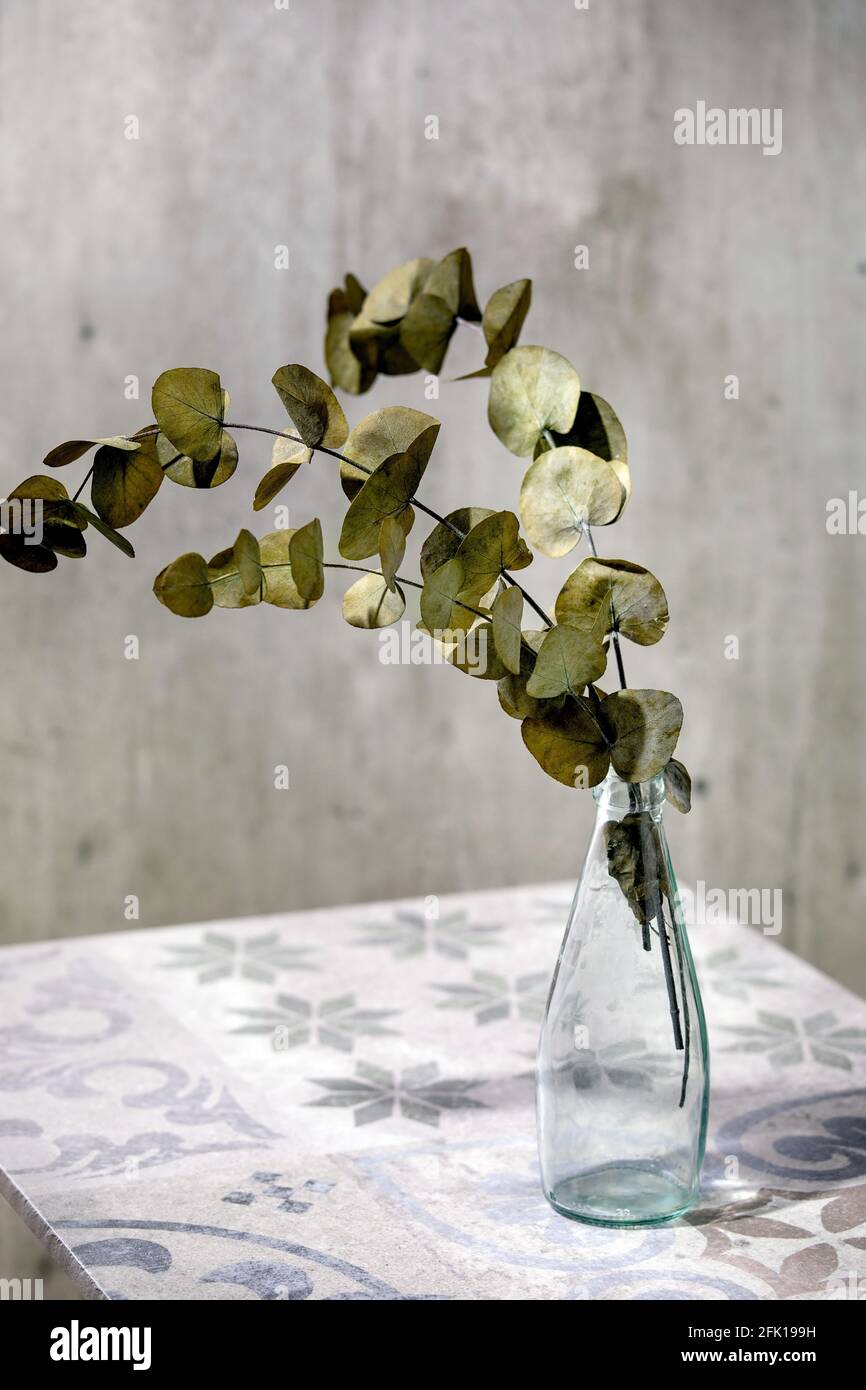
[592,769,666,817]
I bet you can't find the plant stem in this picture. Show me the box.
[584,523,628,691]
[72,465,95,503]
[668,897,692,1107]
[656,906,684,1054]
[321,562,423,593]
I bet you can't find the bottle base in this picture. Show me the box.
[546,1164,697,1228]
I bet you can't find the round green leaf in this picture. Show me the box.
[521,702,611,788]
[497,630,565,720]
[234,528,263,596]
[152,368,224,462]
[419,507,492,579]
[571,390,627,465]
[205,542,262,609]
[491,586,524,675]
[534,391,627,464]
[159,428,238,489]
[664,757,692,813]
[362,257,435,325]
[456,510,533,594]
[43,436,140,469]
[488,345,581,457]
[153,552,214,617]
[289,518,324,602]
[338,451,422,561]
[342,571,406,628]
[325,301,377,395]
[253,434,312,511]
[603,689,684,782]
[340,406,440,500]
[91,434,164,528]
[399,293,456,374]
[271,364,348,450]
[420,557,484,635]
[482,279,532,367]
[445,621,508,679]
[519,446,626,557]
[525,624,607,698]
[258,529,317,610]
[423,248,480,320]
[378,514,406,592]
[0,534,59,572]
[555,558,669,646]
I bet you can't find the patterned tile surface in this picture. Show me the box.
[1,884,865,1300]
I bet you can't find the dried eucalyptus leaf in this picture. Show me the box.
[420,557,484,635]
[488,345,581,457]
[159,428,238,489]
[152,368,224,462]
[491,586,523,675]
[153,552,213,617]
[424,247,480,320]
[343,273,367,315]
[206,541,262,609]
[399,292,456,374]
[271,364,349,449]
[8,475,69,503]
[72,504,135,558]
[456,510,533,594]
[555,557,668,646]
[342,571,405,628]
[539,391,628,465]
[378,514,406,592]
[521,702,610,788]
[289,517,324,602]
[663,758,692,813]
[446,621,508,679]
[340,406,440,500]
[482,279,532,367]
[519,447,626,557]
[572,391,628,465]
[91,434,164,528]
[43,436,140,469]
[252,435,312,511]
[603,689,683,782]
[4,477,87,558]
[604,813,669,926]
[362,257,435,325]
[258,530,317,610]
[339,451,423,560]
[326,307,377,395]
[526,624,607,698]
[234,528,263,596]
[0,533,59,571]
[419,507,492,579]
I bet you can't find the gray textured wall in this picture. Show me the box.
[1,0,864,1002]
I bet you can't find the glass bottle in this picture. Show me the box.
[537,770,709,1226]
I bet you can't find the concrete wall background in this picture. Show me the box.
[0,0,863,1053]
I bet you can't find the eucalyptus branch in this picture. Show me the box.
[224,421,552,628]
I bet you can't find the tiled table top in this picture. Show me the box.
[1,883,865,1300]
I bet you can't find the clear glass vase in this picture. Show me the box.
[537,770,709,1226]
